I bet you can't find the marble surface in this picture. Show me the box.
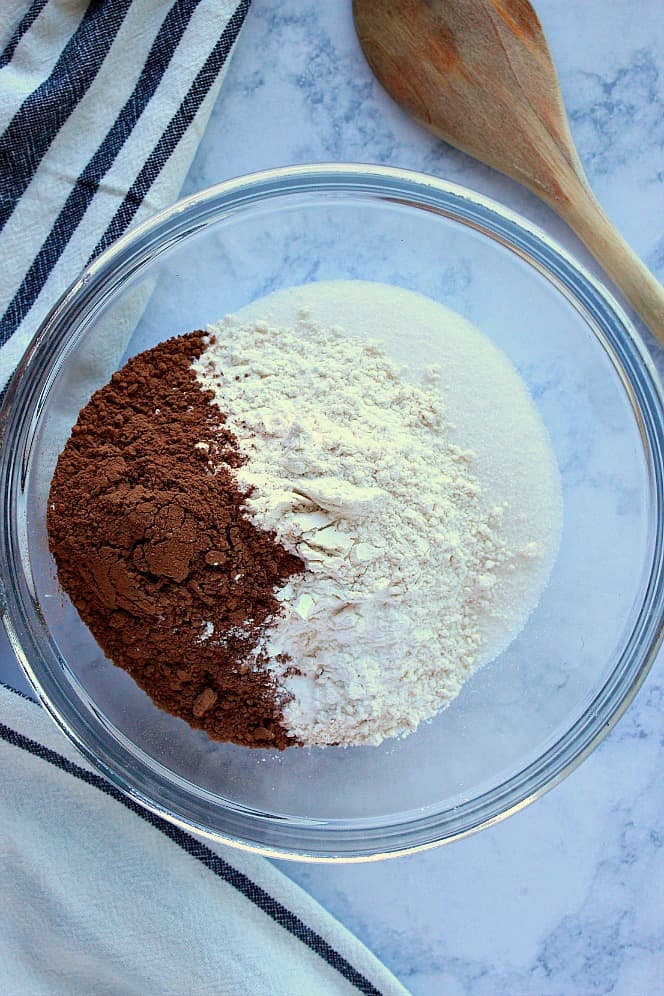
[2,1,662,993]
[182,3,664,993]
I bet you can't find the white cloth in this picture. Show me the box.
[0,0,249,391]
[0,684,408,996]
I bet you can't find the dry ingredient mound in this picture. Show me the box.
[193,308,553,748]
[48,286,561,751]
[47,333,304,749]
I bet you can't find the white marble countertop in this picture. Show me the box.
[2,1,662,992]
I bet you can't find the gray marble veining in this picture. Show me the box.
[184,3,662,993]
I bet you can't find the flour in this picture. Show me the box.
[193,281,562,748]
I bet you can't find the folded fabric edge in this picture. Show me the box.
[0,681,410,996]
[0,0,251,396]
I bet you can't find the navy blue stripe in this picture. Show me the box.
[0,0,205,349]
[0,679,37,703]
[0,0,50,69]
[0,0,132,235]
[0,713,383,996]
[91,0,251,259]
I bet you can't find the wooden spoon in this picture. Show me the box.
[353,0,664,342]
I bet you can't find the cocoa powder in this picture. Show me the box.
[47,332,304,749]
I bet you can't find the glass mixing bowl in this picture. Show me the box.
[2,165,663,861]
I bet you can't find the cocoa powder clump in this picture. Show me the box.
[47,332,304,749]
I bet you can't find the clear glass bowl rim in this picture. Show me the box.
[2,163,663,862]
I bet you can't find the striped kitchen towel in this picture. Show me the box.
[0,682,408,995]
[0,0,250,394]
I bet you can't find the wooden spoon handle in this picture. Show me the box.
[554,178,664,344]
